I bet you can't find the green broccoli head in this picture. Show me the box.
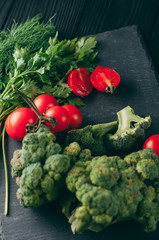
[105,106,151,154]
[124,148,159,182]
[16,153,71,208]
[67,122,117,156]
[11,125,73,208]
[21,125,56,167]
[69,184,119,234]
[65,153,146,234]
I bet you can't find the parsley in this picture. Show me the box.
[0,20,97,130]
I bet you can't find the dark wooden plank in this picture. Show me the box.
[149,14,159,75]
[74,0,159,42]
[0,0,15,29]
[73,0,159,75]
[1,0,159,74]
[3,0,87,39]
[1,26,159,240]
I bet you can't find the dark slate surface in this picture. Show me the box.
[1,26,159,240]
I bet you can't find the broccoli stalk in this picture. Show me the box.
[66,121,117,156]
[105,106,151,154]
[67,106,151,156]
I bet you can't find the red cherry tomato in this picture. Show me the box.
[5,114,22,140]
[90,66,120,93]
[44,106,70,132]
[62,104,83,129]
[143,134,159,156]
[67,68,93,97]
[33,94,58,115]
[5,108,38,140]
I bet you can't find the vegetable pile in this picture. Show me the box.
[0,15,97,138]
[10,103,159,234]
[1,15,159,237]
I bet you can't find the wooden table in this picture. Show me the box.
[0,1,159,239]
[0,0,159,75]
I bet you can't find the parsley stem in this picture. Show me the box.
[0,105,17,122]
[2,125,9,215]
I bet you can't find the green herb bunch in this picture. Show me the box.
[0,16,97,135]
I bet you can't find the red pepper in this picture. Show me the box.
[90,66,120,93]
[67,68,93,97]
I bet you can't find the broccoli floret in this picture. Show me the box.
[10,149,23,177]
[90,156,120,189]
[105,106,151,154]
[66,121,117,156]
[64,142,81,162]
[78,149,92,161]
[124,148,159,182]
[64,148,159,234]
[11,125,72,208]
[17,163,45,207]
[136,186,159,232]
[43,154,71,175]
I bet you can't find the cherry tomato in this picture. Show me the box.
[67,68,93,97]
[143,134,159,156]
[62,104,82,129]
[5,114,22,140]
[44,106,70,132]
[5,108,38,140]
[33,94,58,115]
[90,66,120,93]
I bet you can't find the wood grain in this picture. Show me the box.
[0,0,159,74]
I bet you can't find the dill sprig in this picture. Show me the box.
[0,15,56,91]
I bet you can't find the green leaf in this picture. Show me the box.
[20,80,43,99]
[76,37,97,55]
[13,45,29,62]
[42,83,72,98]
[36,67,45,75]
[67,97,85,107]
[16,58,26,70]
[39,73,51,84]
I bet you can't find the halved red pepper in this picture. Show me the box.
[67,68,93,97]
[90,66,120,93]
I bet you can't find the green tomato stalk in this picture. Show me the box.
[12,85,57,132]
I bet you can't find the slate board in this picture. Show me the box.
[1,25,159,240]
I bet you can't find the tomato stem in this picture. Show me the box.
[12,85,57,132]
[105,85,115,94]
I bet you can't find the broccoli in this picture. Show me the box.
[105,106,151,154]
[124,148,159,182]
[11,125,71,208]
[66,121,117,156]
[66,106,151,156]
[64,148,159,234]
[10,149,23,177]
